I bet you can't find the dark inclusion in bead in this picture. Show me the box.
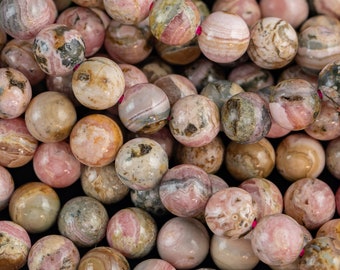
[57,39,85,68]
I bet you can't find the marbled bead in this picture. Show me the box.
[0,67,32,119]
[115,137,169,191]
[0,0,57,40]
[140,58,173,83]
[278,65,318,89]
[326,137,340,180]
[78,246,130,270]
[81,163,130,204]
[317,218,340,241]
[157,217,210,269]
[58,196,109,247]
[106,207,157,259]
[209,174,229,193]
[56,6,106,57]
[159,164,212,218]
[69,114,123,167]
[269,79,321,131]
[9,182,60,233]
[205,187,257,238]
[72,0,104,8]
[312,0,340,19]
[25,91,77,143]
[247,17,298,69]
[149,0,201,46]
[299,14,340,31]
[1,39,46,86]
[0,117,38,168]
[275,133,325,181]
[0,220,31,270]
[221,91,271,144]
[198,12,250,64]
[118,83,170,134]
[27,234,80,270]
[0,166,14,211]
[225,138,275,181]
[169,94,220,147]
[119,63,149,89]
[134,258,176,270]
[33,24,85,76]
[91,7,111,29]
[33,141,81,188]
[72,56,125,110]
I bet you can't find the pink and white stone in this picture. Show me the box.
[118,63,148,90]
[326,137,340,180]
[133,258,176,270]
[0,166,14,211]
[317,218,340,241]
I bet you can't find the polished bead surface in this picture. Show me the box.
[0,166,14,211]
[326,137,340,180]
[133,258,176,270]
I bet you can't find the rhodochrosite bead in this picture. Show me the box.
[149,0,201,46]
[198,12,250,64]
[0,0,57,40]
[134,259,176,270]
[0,166,14,211]
[247,17,298,70]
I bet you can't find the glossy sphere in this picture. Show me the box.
[106,207,157,259]
[118,83,170,134]
[312,0,340,19]
[27,234,80,270]
[0,0,57,40]
[159,164,212,218]
[58,196,109,247]
[247,17,298,69]
[239,178,283,221]
[81,163,130,204]
[119,63,148,89]
[221,92,271,144]
[0,166,14,211]
[103,0,153,24]
[198,12,250,64]
[115,137,169,191]
[169,94,220,147]
[0,67,32,119]
[326,137,340,180]
[25,91,77,143]
[56,6,105,57]
[134,258,175,270]
[9,182,60,233]
[225,138,275,181]
[275,133,325,181]
[278,65,318,89]
[69,114,123,167]
[269,79,321,131]
[72,0,104,8]
[0,117,38,168]
[78,246,130,270]
[205,187,257,238]
[72,57,125,110]
[317,218,340,241]
[141,59,173,83]
[149,0,201,46]
[251,213,305,266]
[284,177,335,230]
[210,235,259,270]
[1,39,46,85]
[33,24,85,76]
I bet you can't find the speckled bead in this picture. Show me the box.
[0,166,14,211]
[0,220,31,270]
[33,24,86,76]
[149,0,201,46]
[27,234,80,270]
[247,17,298,69]
[169,94,220,147]
[0,67,32,119]
[221,91,271,144]
[25,91,77,143]
[134,258,176,270]
[106,207,158,259]
[58,196,109,247]
[198,11,250,64]
[0,0,57,40]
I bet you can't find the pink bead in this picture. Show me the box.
[317,218,340,241]
[0,166,14,211]
[326,137,340,180]
[313,0,340,19]
[33,141,81,188]
[198,11,250,64]
[118,63,149,89]
[72,0,104,8]
[133,259,176,270]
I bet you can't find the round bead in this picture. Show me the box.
[72,56,125,110]
[134,258,176,270]
[69,114,123,167]
[317,218,340,241]
[0,27,7,52]
[326,137,340,180]
[0,166,14,211]
[72,0,104,8]
[33,23,85,76]
[312,0,340,19]
[118,63,148,89]
[198,11,250,64]
[25,91,77,143]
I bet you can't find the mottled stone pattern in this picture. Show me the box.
[326,137,340,180]
[0,166,14,211]
[134,258,176,270]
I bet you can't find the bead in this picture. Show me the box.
[209,174,229,193]
[133,258,176,270]
[72,0,104,8]
[58,196,109,247]
[317,219,340,241]
[32,24,85,76]
[9,182,60,233]
[72,56,125,110]
[115,137,169,191]
[0,0,57,40]
[149,0,201,46]
[0,67,32,119]
[312,0,340,19]
[0,27,7,52]
[69,114,123,167]
[0,166,14,211]
[198,11,250,64]
[25,91,77,143]
[54,0,72,11]
[326,137,340,180]
[106,207,158,259]
[118,63,148,89]
[278,65,318,89]
[27,234,80,270]
[141,58,173,83]
[247,17,298,69]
